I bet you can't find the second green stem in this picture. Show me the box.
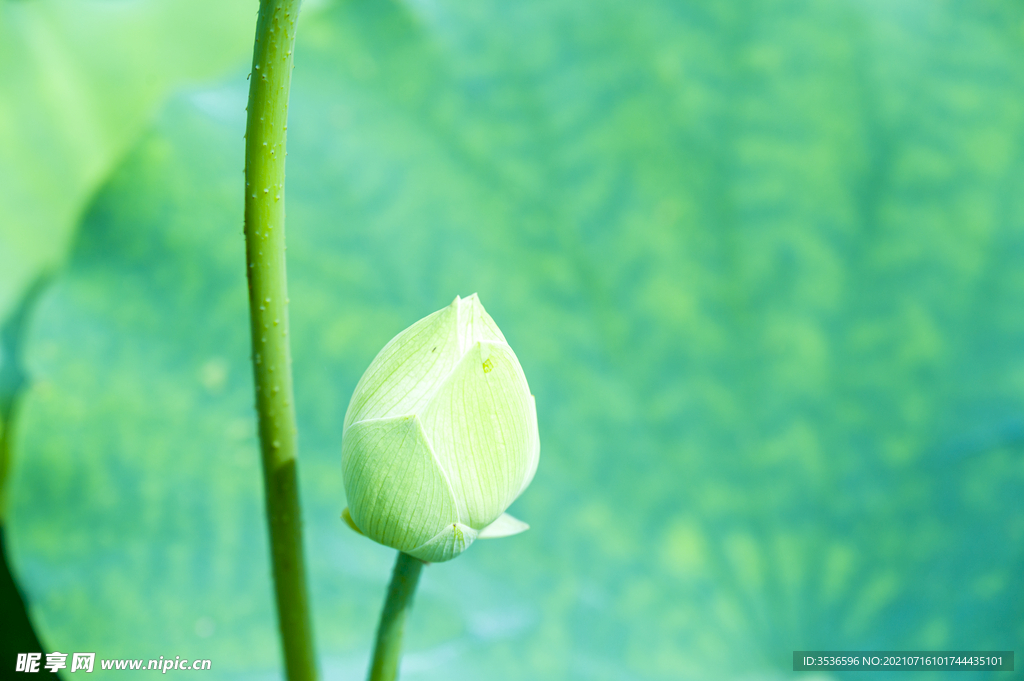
[369,552,425,681]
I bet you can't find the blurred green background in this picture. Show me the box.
[2,0,1023,679]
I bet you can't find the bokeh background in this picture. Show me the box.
[2,0,1023,679]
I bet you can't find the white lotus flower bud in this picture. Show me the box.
[341,294,540,562]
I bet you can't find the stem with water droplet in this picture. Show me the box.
[368,552,425,681]
[243,1,317,680]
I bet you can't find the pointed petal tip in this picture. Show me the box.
[478,512,530,539]
[457,292,483,312]
[341,507,364,536]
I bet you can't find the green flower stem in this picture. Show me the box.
[243,1,317,680]
[369,552,425,681]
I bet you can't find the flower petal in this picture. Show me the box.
[517,394,540,498]
[344,300,461,428]
[342,414,459,551]
[406,522,479,563]
[457,293,507,354]
[341,507,364,535]
[477,512,530,539]
[420,340,535,529]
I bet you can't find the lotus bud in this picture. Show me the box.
[341,294,540,562]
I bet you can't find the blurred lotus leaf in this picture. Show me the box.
[0,0,256,323]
